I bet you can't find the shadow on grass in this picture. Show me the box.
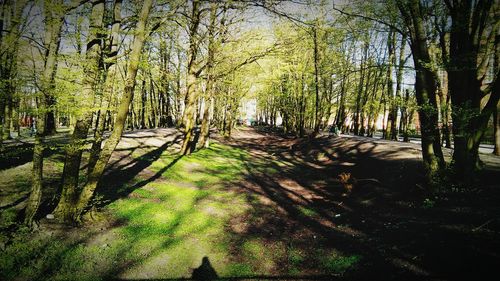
[2,128,499,280]
[94,133,183,208]
[0,141,64,170]
[222,128,500,280]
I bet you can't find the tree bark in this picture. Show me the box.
[385,30,397,140]
[140,80,147,129]
[0,0,28,145]
[181,0,202,155]
[446,0,498,180]
[41,0,65,136]
[24,0,69,225]
[73,0,153,219]
[494,101,500,156]
[53,0,105,222]
[199,2,218,148]
[313,23,321,135]
[24,120,45,227]
[397,0,445,178]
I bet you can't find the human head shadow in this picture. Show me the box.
[191,256,218,281]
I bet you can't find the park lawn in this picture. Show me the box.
[0,141,356,281]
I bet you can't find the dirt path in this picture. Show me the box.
[221,126,500,279]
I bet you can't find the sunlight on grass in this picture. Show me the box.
[0,141,364,280]
[0,142,254,281]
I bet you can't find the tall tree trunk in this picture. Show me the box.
[385,30,396,140]
[149,77,156,128]
[53,0,105,222]
[391,33,407,140]
[0,0,28,145]
[181,0,202,155]
[24,0,68,225]
[199,96,213,148]
[0,100,5,150]
[140,80,147,129]
[447,0,498,181]
[88,0,122,173]
[401,89,411,142]
[436,15,452,149]
[313,23,321,135]
[494,101,500,156]
[73,0,153,220]
[41,0,65,136]
[88,107,106,174]
[199,2,218,148]
[3,97,12,139]
[398,0,445,178]
[24,116,45,227]
[335,73,347,131]
[354,42,368,136]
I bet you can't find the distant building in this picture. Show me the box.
[239,98,257,125]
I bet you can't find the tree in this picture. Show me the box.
[445,0,499,180]
[180,0,203,155]
[0,0,29,145]
[397,0,445,177]
[25,0,88,226]
[53,0,107,222]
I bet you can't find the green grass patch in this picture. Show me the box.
[226,262,254,276]
[287,246,304,274]
[0,142,252,280]
[0,138,365,280]
[299,206,318,217]
[320,252,362,274]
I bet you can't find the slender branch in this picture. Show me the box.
[331,5,405,36]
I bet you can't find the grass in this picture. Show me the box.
[0,142,251,280]
[0,140,362,280]
[0,157,63,231]
[298,206,318,217]
[320,252,362,274]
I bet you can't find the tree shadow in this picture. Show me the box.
[0,141,65,170]
[222,128,500,280]
[94,133,183,208]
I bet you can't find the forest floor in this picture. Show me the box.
[1,126,499,280]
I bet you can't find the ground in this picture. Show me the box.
[1,127,499,280]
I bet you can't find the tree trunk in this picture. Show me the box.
[398,0,445,178]
[149,77,157,128]
[385,30,396,140]
[199,2,218,148]
[313,23,321,135]
[181,0,202,155]
[335,73,347,131]
[3,99,12,139]
[1,1,28,144]
[140,80,147,129]
[24,115,45,227]
[391,33,407,140]
[447,0,498,181]
[88,108,106,174]
[73,0,153,220]
[53,0,105,222]
[199,97,213,148]
[494,101,500,156]
[24,0,68,225]
[41,0,65,136]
